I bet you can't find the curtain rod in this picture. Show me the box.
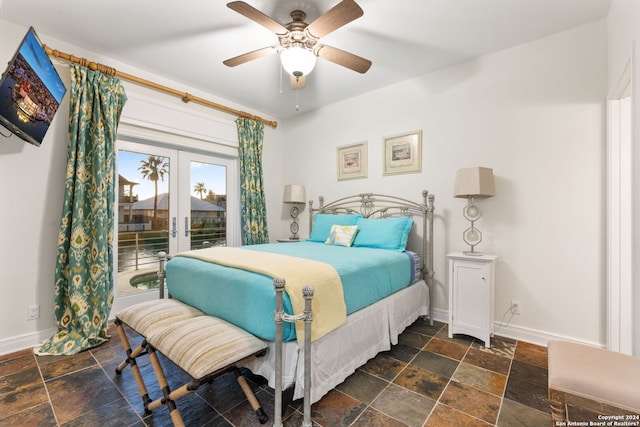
[43,45,278,129]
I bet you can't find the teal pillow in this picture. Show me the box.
[308,214,363,242]
[352,217,414,251]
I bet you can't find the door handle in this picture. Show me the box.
[170,217,177,238]
[185,217,191,237]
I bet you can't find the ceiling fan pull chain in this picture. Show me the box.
[296,85,300,111]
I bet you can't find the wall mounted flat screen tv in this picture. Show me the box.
[0,27,67,147]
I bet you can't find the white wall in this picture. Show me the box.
[607,0,640,357]
[0,16,611,354]
[0,19,284,354]
[280,21,608,346]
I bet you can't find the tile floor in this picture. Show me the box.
[0,318,551,426]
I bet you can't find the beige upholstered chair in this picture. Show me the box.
[547,341,640,423]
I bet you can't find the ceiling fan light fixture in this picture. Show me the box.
[280,46,316,77]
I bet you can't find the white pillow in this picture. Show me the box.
[325,225,359,247]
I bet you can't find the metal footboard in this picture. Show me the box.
[274,278,313,427]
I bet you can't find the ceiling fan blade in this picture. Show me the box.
[315,45,372,74]
[223,46,277,67]
[227,1,289,35]
[306,0,363,39]
[290,75,306,90]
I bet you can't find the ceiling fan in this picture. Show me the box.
[223,0,372,90]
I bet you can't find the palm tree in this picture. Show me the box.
[138,155,169,228]
[194,182,207,200]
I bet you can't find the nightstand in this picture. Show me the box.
[447,252,498,348]
[276,238,302,243]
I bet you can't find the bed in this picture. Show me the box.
[161,191,435,405]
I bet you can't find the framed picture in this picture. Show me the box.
[383,130,422,176]
[337,142,368,181]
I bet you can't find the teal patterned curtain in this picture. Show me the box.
[237,117,269,245]
[37,65,127,355]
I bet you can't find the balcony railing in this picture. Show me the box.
[117,227,226,273]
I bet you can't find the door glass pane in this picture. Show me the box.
[117,150,170,295]
[189,161,226,249]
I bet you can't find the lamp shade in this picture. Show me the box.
[283,184,306,204]
[454,167,495,198]
[280,46,316,77]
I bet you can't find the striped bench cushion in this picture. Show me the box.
[116,299,205,337]
[145,315,268,380]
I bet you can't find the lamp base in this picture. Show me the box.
[463,250,484,256]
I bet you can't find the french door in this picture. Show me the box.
[114,139,238,301]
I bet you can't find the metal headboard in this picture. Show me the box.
[309,190,435,325]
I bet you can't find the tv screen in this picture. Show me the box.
[0,27,67,147]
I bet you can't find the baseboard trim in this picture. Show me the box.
[431,307,604,348]
[0,328,57,356]
[493,322,605,348]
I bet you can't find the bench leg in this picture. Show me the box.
[146,344,185,426]
[549,388,567,423]
[234,368,268,424]
[114,319,152,413]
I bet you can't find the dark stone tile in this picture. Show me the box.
[223,388,276,427]
[0,401,56,427]
[102,354,162,415]
[60,396,142,427]
[0,382,49,418]
[425,403,492,426]
[424,337,469,361]
[360,353,407,381]
[504,359,549,412]
[472,335,517,358]
[0,348,33,363]
[392,364,448,400]
[90,333,127,364]
[436,325,476,347]
[371,383,435,426]
[497,397,552,427]
[406,319,446,338]
[197,371,260,414]
[0,352,37,378]
[411,350,459,378]
[439,380,501,424]
[452,362,507,396]
[37,350,96,381]
[464,346,512,375]
[309,389,366,427]
[514,341,548,368]
[398,329,433,350]
[335,369,388,404]
[384,342,421,363]
[46,364,124,424]
[0,366,41,395]
[351,407,409,427]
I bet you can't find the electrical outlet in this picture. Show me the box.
[28,305,40,320]
[511,300,521,315]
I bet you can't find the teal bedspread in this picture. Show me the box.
[165,241,416,341]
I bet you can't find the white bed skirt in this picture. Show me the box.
[245,280,429,403]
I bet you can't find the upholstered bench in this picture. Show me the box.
[548,340,640,423]
[143,314,269,426]
[115,299,269,426]
[115,299,206,409]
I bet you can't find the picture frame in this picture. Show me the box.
[337,142,368,181]
[383,130,422,176]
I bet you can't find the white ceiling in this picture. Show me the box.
[1,0,611,120]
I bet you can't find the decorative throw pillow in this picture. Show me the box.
[308,214,363,242]
[325,225,359,247]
